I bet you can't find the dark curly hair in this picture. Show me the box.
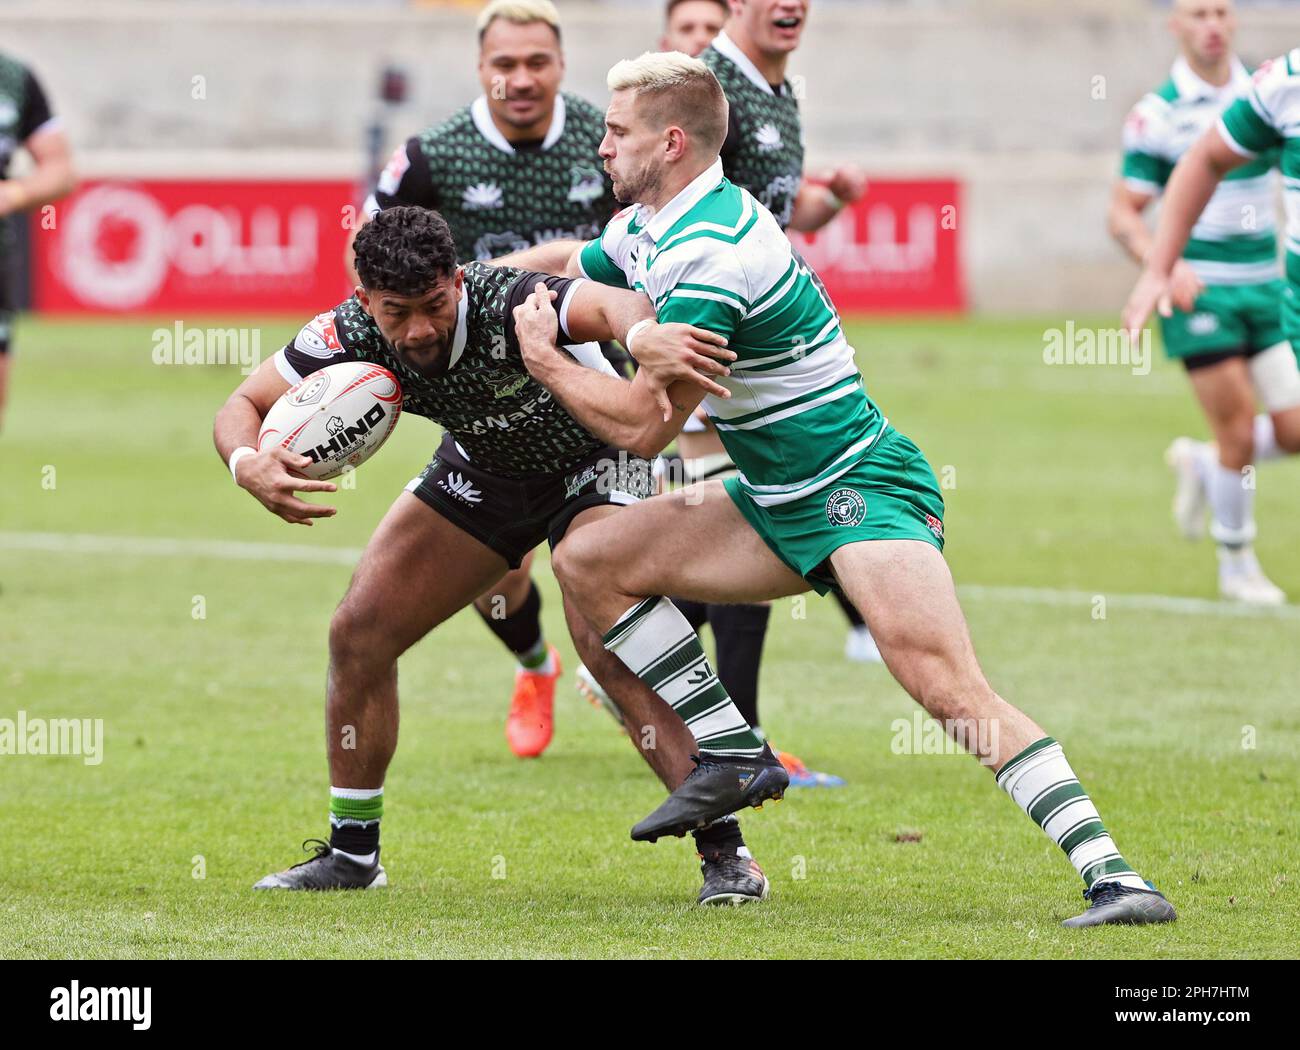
[353,207,459,296]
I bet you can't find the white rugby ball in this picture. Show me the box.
[258,363,403,480]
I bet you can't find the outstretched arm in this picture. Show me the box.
[490,239,586,276]
[1122,127,1247,339]
[1107,180,1204,312]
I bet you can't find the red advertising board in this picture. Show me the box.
[790,178,964,313]
[33,179,356,315]
[32,177,963,316]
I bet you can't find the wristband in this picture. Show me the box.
[228,446,256,484]
[624,318,655,359]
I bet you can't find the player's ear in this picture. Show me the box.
[665,126,688,162]
[355,286,371,312]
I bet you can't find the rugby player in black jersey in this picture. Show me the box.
[348,1,621,759]
[215,208,787,902]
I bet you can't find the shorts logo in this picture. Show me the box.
[826,488,867,527]
[1187,312,1220,336]
[439,471,483,504]
[564,465,599,499]
[925,513,944,539]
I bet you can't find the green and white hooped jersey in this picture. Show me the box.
[1220,50,1300,299]
[579,158,886,507]
[1122,56,1280,285]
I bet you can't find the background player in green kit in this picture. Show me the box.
[1111,0,1300,605]
[353,0,620,759]
[0,51,76,434]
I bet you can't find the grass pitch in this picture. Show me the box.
[1,314,1296,958]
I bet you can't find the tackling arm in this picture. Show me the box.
[490,239,586,277]
[513,283,706,458]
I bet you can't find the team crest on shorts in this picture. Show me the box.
[825,488,867,527]
[925,514,944,539]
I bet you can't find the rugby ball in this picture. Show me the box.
[258,363,402,480]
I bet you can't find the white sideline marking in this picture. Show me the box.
[959,584,1300,621]
[0,530,362,567]
[3,530,1298,621]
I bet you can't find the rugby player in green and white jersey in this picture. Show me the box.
[702,0,880,679]
[1111,0,1300,605]
[573,0,860,789]
[507,52,1178,927]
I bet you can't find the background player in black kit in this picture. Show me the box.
[0,51,76,434]
[215,207,761,902]
[348,0,621,760]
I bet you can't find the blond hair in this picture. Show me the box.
[477,0,562,42]
[606,51,728,154]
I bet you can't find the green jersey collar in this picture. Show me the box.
[641,158,727,243]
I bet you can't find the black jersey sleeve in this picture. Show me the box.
[502,271,585,356]
[274,306,361,384]
[367,137,438,215]
[19,68,54,141]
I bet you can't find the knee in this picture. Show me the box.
[552,529,604,591]
[1217,413,1256,468]
[329,598,392,674]
[1273,411,1300,454]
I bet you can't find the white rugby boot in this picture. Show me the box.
[1218,546,1286,606]
[1165,437,1209,540]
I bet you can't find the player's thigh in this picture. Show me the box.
[829,539,990,706]
[335,491,510,662]
[556,483,807,604]
[1186,355,1256,435]
[474,548,536,610]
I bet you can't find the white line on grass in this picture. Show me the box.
[4,530,1299,621]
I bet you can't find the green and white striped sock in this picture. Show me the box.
[603,597,764,758]
[996,738,1146,890]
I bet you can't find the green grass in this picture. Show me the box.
[1,314,1296,959]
